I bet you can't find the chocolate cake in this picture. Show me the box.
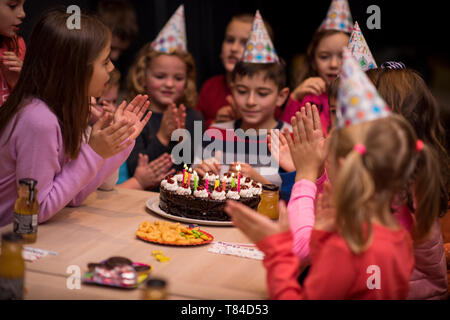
[159,172,261,221]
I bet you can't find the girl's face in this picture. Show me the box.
[313,33,349,85]
[232,72,289,129]
[88,41,114,98]
[0,0,26,38]
[220,19,252,74]
[145,54,187,108]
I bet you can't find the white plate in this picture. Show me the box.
[145,197,233,227]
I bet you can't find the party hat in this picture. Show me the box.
[348,21,377,71]
[241,10,279,63]
[151,5,187,53]
[336,47,391,128]
[319,0,353,33]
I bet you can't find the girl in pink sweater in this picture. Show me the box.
[0,10,151,226]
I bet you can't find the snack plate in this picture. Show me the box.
[82,262,152,289]
[146,197,233,226]
[136,229,214,247]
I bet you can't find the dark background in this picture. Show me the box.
[18,0,450,109]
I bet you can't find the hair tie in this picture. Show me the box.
[376,61,407,89]
[353,144,366,155]
[416,140,424,152]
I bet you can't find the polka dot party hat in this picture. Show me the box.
[319,0,353,33]
[151,5,187,53]
[241,10,279,64]
[348,21,377,71]
[336,47,391,128]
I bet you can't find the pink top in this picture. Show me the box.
[280,93,330,135]
[257,224,414,299]
[0,98,134,227]
[0,36,26,106]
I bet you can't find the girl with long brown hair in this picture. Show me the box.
[0,10,151,227]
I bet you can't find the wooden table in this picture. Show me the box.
[0,188,268,300]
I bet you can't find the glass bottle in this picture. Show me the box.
[142,278,168,300]
[0,232,25,300]
[257,184,280,219]
[13,179,39,244]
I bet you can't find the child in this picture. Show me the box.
[125,5,203,191]
[96,0,139,62]
[0,0,26,106]
[225,111,439,299]
[0,10,151,227]
[195,11,290,187]
[196,13,274,128]
[280,0,353,134]
[366,63,449,299]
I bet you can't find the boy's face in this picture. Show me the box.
[328,96,337,131]
[98,84,119,108]
[220,19,252,74]
[110,35,131,62]
[232,72,289,127]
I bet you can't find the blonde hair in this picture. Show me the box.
[331,115,441,253]
[126,43,197,107]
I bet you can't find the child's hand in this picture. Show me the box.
[228,163,270,184]
[134,153,175,189]
[291,77,326,101]
[214,95,241,123]
[0,51,23,88]
[114,94,152,141]
[314,182,336,232]
[157,102,180,146]
[195,158,221,177]
[267,129,296,172]
[88,113,135,158]
[224,200,289,244]
[284,103,326,183]
[176,104,187,129]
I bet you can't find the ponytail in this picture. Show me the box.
[335,150,375,254]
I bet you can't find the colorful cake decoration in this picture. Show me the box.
[348,21,377,71]
[319,0,353,33]
[241,10,279,64]
[336,47,391,128]
[151,4,187,53]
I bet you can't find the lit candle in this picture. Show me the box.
[204,173,209,191]
[222,177,226,191]
[183,164,187,185]
[236,164,241,191]
[214,179,219,189]
[231,173,235,188]
[194,172,198,191]
[188,168,192,185]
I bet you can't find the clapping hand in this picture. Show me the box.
[0,51,23,88]
[267,129,296,172]
[134,153,175,190]
[114,94,152,141]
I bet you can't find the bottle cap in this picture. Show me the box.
[146,278,167,288]
[2,232,23,242]
[262,184,279,192]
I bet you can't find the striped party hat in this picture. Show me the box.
[348,21,377,71]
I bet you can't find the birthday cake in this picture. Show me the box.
[159,171,262,221]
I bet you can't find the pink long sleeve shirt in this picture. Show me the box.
[0,98,134,227]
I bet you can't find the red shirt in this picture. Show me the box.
[257,225,414,300]
[0,36,26,106]
[196,74,231,129]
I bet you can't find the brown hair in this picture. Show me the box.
[231,60,287,91]
[331,115,441,253]
[0,10,111,159]
[97,0,138,43]
[230,13,275,42]
[293,30,350,87]
[366,68,449,216]
[126,43,198,108]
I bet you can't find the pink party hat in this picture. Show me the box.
[336,47,391,128]
[319,0,353,33]
[241,10,279,64]
[348,21,377,71]
[151,5,187,53]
